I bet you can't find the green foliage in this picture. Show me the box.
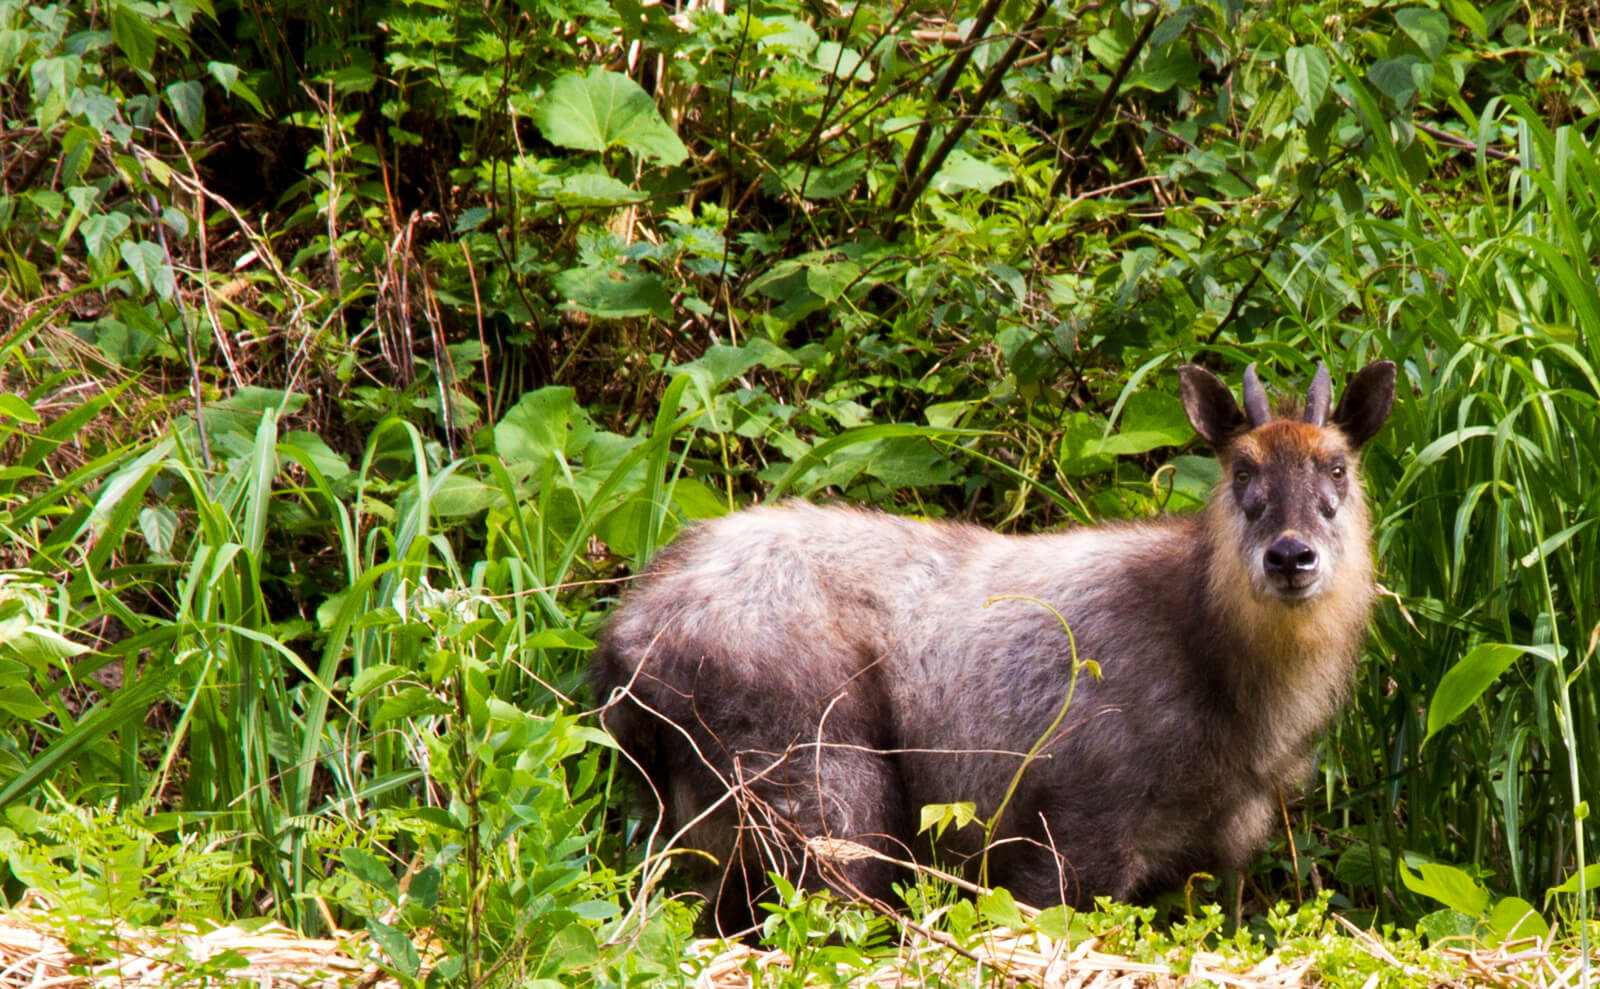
[4,0,1600,978]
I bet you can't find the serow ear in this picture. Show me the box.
[1179,365,1246,447]
[1331,360,1397,448]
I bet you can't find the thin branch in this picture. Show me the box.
[1048,4,1162,200]
[890,0,1053,221]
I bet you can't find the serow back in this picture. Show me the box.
[591,359,1397,936]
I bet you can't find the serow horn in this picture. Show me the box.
[1304,362,1331,426]
[1242,362,1271,427]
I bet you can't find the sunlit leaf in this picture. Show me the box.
[1424,643,1527,744]
[534,69,688,165]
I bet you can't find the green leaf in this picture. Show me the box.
[1485,896,1548,945]
[366,918,420,978]
[813,41,872,82]
[1441,0,1487,40]
[454,207,491,233]
[1424,643,1527,744]
[1097,391,1192,456]
[534,69,688,165]
[342,847,399,900]
[137,505,177,557]
[281,430,356,493]
[1416,907,1476,943]
[528,628,597,650]
[1399,859,1490,916]
[930,150,1010,194]
[0,393,39,423]
[1550,863,1600,895]
[671,338,794,389]
[111,4,157,73]
[165,80,204,137]
[1285,46,1331,112]
[0,29,25,76]
[554,266,673,320]
[0,685,47,720]
[804,261,860,302]
[978,888,1027,929]
[206,60,266,114]
[118,240,176,299]
[81,212,131,260]
[669,477,729,520]
[201,387,307,438]
[350,663,408,697]
[917,801,976,840]
[1395,8,1450,61]
[553,172,647,206]
[1368,56,1426,109]
[494,387,582,466]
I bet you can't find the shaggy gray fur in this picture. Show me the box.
[591,361,1396,933]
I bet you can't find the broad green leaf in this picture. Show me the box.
[428,473,502,517]
[201,387,308,438]
[804,260,860,302]
[138,505,177,557]
[366,918,420,978]
[118,240,176,299]
[1550,863,1600,895]
[553,172,647,206]
[165,80,204,136]
[349,663,408,696]
[0,686,47,720]
[0,29,25,76]
[671,338,794,388]
[1485,896,1548,945]
[1399,859,1490,916]
[110,4,156,73]
[917,801,976,840]
[281,430,356,493]
[1441,0,1487,39]
[1286,46,1331,112]
[1368,56,1426,109]
[81,212,131,260]
[495,386,582,466]
[978,888,1027,929]
[1424,643,1527,744]
[454,207,491,233]
[554,266,673,320]
[1416,907,1477,943]
[1097,391,1192,456]
[1396,8,1450,61]
[342,847,399,900]
[206,60,266,114]
[813,41,872,82]
[534,69,688,165]
[930,150,1010,194]
[670,477,729,519]
[1060,412,1115,477]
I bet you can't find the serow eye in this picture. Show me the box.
[1234,469,1252,485]
[1329,465,1346,480]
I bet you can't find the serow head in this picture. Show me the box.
[1177,359,1397,604]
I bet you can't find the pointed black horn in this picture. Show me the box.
[1242,363,1271,427]
[1304,362,1331,426]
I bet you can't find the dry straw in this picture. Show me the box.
[0,903,404,989]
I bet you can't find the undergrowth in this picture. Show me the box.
[3,0,1600,982]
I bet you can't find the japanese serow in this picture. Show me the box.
[591,360,1397,933]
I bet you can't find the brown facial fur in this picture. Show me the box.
[592,361,1397,936]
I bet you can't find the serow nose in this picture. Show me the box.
[1264,537,1318,576]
